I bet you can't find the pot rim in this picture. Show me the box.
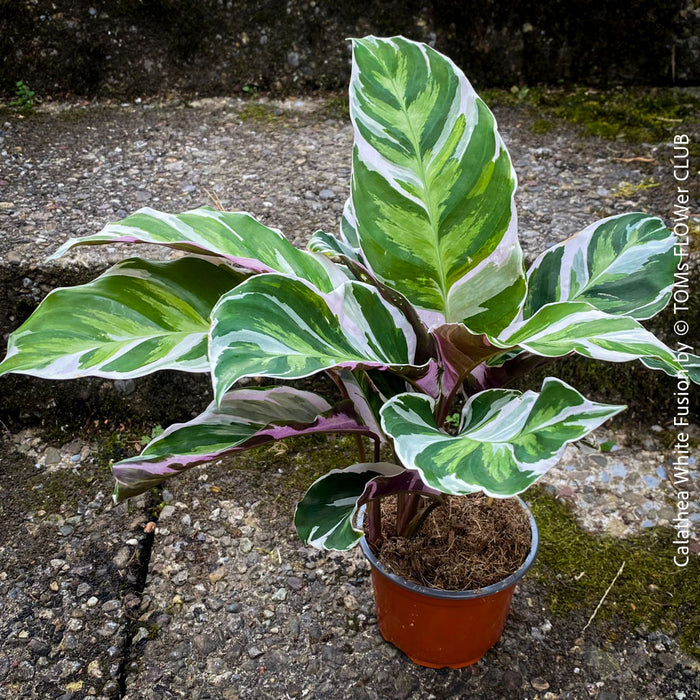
[357,495,539,600]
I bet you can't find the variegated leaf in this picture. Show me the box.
[294,462,403,550]
[307,230,363,264]
[209,273,423,403]
[0,257,242,379]
[642,353,700,384]
[50,207,344,293]
[113,387,377,501]
[380,378,625,497]
[329,369,386,443]
[524,213,676,320]
[494,301,691,379]
[340,196,361,250]
[304,242,435,364]
[349,36,525,332]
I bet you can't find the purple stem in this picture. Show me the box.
[367,498,382,552]
[469,352,560,392]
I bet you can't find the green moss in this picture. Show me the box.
[320,95,350,120]
[531,118,554,134]
[544,88,700,142]
[527,487,700,658]
[483,86,700,144]
[611,177,660,199]
[95,421,167,472]
[279,434,363,493]
[27,470,90,513]
[237,102,282,124]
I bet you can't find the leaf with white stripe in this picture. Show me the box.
[349,36,525,332]
[495,301,691,379]
[329,370,386,443]
[209,273,424,403]
[0,257,243,379]
[306,238,436,364]
[642,353,700,384]
[294,462,403,550]
[340,196,361,250]
[50,207,344,293]
[113,387,378,501]
[380,378,625,497]
[307,230,364,265]
[524,213,676,320]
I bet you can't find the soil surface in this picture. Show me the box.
[0,97,699,699]
[372,494,532,591]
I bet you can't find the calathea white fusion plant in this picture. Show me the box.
[1,36,697,555]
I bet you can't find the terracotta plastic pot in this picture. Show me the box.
[358,498,538,669]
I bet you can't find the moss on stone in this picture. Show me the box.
[278,434,363,494]
[611,177,660,199]
[484,86,700,144]
[531,118,554,134]
[25,470,91,514]
[527,486,700,658]
[320,96,350,120]
[237,102,282,124]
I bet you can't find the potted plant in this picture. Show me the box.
[1,36,696,668]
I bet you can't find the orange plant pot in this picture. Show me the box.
[359,498,538,669]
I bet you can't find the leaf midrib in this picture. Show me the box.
[390,74,449,311]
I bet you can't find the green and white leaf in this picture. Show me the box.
[294,462,403,550]
[380,378,625,497]
[349,35,525,332]
[642,353,700,384]
[340,196,361,250]
[209,273,422,403]
[495,301,689,378]
[50,207,344,293]
[524,213,676,320]
[0,257,243,379]
[331,369,386,442]
[307,230,363,266]
[113,386,374,501]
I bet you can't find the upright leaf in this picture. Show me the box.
[349,36,525,331]
[524,213,676,320]
[113,387,377,500]
[295,464,441,551]
[209,273,424,403]
[0,257,242,379]
[380,378,625,497]
[50,207,344,293]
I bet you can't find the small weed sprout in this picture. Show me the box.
[10,81,41,114]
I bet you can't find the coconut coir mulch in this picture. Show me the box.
[374,493,532,591]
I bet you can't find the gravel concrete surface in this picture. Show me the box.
[0,97,699,699]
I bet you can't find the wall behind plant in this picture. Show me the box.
[1,0,698,98]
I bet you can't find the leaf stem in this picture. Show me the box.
[354,434,367,462]
[367,498,382,551]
